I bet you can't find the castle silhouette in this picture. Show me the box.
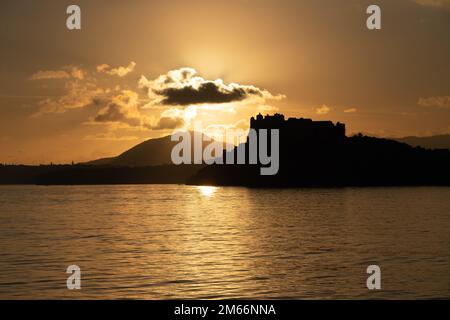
[250,113,345,142]
[223,113,347,167]
[189,113,450,187]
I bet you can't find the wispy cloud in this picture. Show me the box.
[344,107,357,113]
[96,61,136,77]
[413,0,450,10]
[83,132,140,141]
[34,81,107,115]
[30,66,85,80]
[30,64,130,116]
[418,96,450,108]
[315,104,331,115]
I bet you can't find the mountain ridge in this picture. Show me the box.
[395,134,450,150]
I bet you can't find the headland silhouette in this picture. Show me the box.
[188,113,450,187]
[1,113,449,187]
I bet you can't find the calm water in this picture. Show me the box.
[0,185,449,299]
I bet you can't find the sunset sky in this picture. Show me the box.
[0,0,449,164]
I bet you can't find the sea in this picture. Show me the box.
[0,185,449,299]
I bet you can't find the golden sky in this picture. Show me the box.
[0,0,449,164]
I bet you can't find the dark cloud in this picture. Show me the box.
[93,90,142,127]
[154,81,263,106]
[94,103,140,127]
[139,68,281,107]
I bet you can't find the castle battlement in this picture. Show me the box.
[250,113,346,140]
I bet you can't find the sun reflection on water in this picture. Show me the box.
[197,186,217,197]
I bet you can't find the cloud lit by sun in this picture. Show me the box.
[28,64,284,140]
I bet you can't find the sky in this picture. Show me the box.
[0,0,449,164]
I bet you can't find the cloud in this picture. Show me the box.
[256,104,279,113]
[31,64,136,115]
[344,108,357,113]
[139,67,283,107]
[149,108,187,130]
[35,80,106,115]
[83,132,139,141]
[32,65,183,132]
[152,116,185,130]
[96,61,136,77]
[70,67,86,80]
[30,70,70,80]
[203,119,250,143]
[31,66,102,115]
[31,65,283,136]
[30,66,86,80]
[418,96,450,108]
[94,101,186,131]
[315,104,331,115]
[413,0,450,9]
[94,90,144,127]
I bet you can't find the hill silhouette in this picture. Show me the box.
[188,114,450,187]
[85,131,226,167]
